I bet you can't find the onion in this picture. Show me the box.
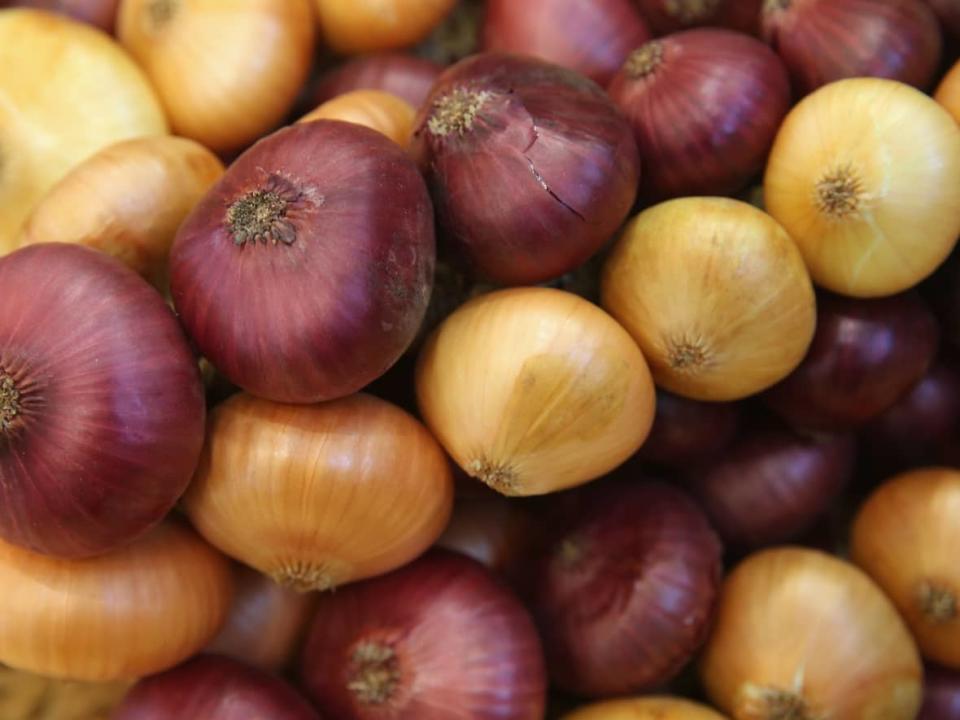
[635,0,763,35]
[481,0,651,86]
[114,655,319,719]
[608,29,790,200]
[925,0,960,39]
[299,90,416,148]
[764,291,939,432]
[562,696,728,720]
[300,549,546,719]
[920,665,960,720]
[0,243,205,558]
[601,197,816,401]
[700,547,923,720]
[170,120,435,404]
[936,59,960,125]
[312,0,455,53]
[5,0,119,31]
[530,481,722,697]
[310,53,442,108]
[411,53,640,285]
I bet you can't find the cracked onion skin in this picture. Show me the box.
[0,243,205,558]
[170,120,435,404]
[411,53,640,286]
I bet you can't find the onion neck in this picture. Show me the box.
[666,334,712,374]
[270,560,335,593]
[426,87,492,137]
[226,174,304,247]
[467,457,519,495]
[919,581,957,623]
[625,41,665,80]
[664,0,721,23]
[815,165,864,219]
[348,641,400,705]
[0,373,21,435]
[740,684,823,720]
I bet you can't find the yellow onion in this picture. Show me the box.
[765,77,960,298]
[117,0,315,154]
[298,89,416,148]
[0,521,233,682]
[935,58,960,125]
[601,197,816,401]
[184,392,453,592]
[416,287,655,496]
[700,547,922,720]
[312,0,456,54]
[0,667,130,720]
[17,136,223,288]
[562,696,729,720]
[0,8,167,252]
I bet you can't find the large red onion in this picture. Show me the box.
[607,29,790,200]
[114,655,320,720]
[529,481,723,697]
[0,243,205,558]
[920,665,960,720]
[170,120,435,404]
[311,53,443,108]
[481,0,652,86]
[635,0,763,35]
[411,53,640,285]
[300,549,546,719]
[5,0,119,32]
[762,0,942,94]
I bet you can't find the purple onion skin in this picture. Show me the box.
[762,0,942,94]
[608,29,790,200]
[300,549,546,719]
[311,53,443,108]
[411,53,640,286]
[635,0,763,36]
[530,481,722,697]
[114,655,320,720]
[170,120,435,404]
[920,665,960,720]
[764,291,939,433]
[481,0,652,86]
[0,243,205,558]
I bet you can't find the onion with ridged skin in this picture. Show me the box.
[635,0,762,35]
[562,696,729,720]
[0,243,205,558]
[312,0,455,54]
[299,90,415,148]
[0,522,232,682]
[300,549,546,719]
[0,8,167,252]
[311,53,442,108]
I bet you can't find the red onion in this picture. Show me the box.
[635,0,763,35]
[114,655,320,720]
[925,0,960,39]
[411,53,640,285]
[920,665,960,720]
[311,53,443,108]
[607,29,790,200]
[762,0,942,94]
[300,549,546,719]
[6,0,119,32]
[530,481,722,697]
[689,427,855,550]
[0,243,204,558]
[170,120,435,404]
[764,291,939,432]
[481,0,652,86]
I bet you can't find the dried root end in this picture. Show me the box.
[919,580,957,623]
[226,174,305,247]
[665,0,721,23]
[625,41,665,79]
[270,561,335,593]
[740,684,824,720]
[763,0,791,13]
[467,457,520,495]
[348,641,400,705]
[427,88,492,137]
[147,0,178,27]
[0,373,21,434]
[666,335,713,375]
[815,165,864,219]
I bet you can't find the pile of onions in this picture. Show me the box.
[312,0,455,53]
[117,0,315,154]
[17,136,223,289]
[481,0,651,86]
[935,59,960,125]
[299,90,416,148]
[0,243,205,558]
[700,547,922,720]
[0,8,166,251]
[416,287,655,496]
[920,665,960,720]
[170,120,435,404]
[310,53,442,108]
[300,549,546,719]
[762,0,942,94]
[411,53,640,285]
[635,0,762,35]
[851,468,960,669]
[184,392,453,592]
[114,655,319,719]
[530,481,722,697]
[607,29,790,200]
[0,521,232,681]
[601,197,816,401]
[764,77,960,297]
[562,696,727,720]
[6,0,119,32]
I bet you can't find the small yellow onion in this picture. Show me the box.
[416,287,656,496]
[184,392,454,592]
[0,8,167,252]
[312,0,456,54]
[299,89,416,148]
[700,547,922,720]
[601,197,816,402]
[17,136,223,288]
[935,59,960,125]
[851,467,960,670]
[0,521,233,682]
[117,0,316,154]
[765,77,960,298]
[562,696,729,720]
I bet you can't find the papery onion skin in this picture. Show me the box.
[561,696,729,720]
[700,547,922,720]
[935,59,960,125]
[0,243,205,558]
[531,481,723,697]
[0,522,233,682]
[608,29,790,200]
[411,53,640,286]
[312,0,455,53]
[762,0,942,94]
[300,549,546,719]
[481,0,651,86]
[636,389,740,470]
[114,655,320,720]
[851,468,960,669]
[311,53,442,108]
[920,665,960,720]
[6,0,119,31]
[170,120,435,404]
[299,90,416,147]
[635,0,762,36]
